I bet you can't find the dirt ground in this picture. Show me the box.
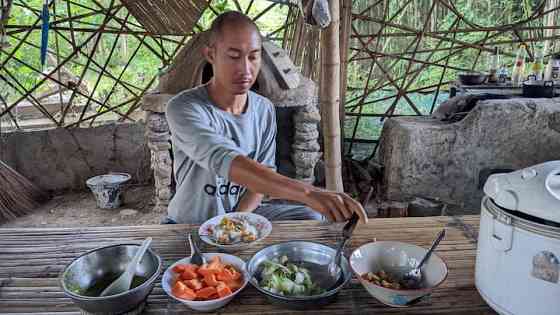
[0,185,165,228]
[0,184,386,228]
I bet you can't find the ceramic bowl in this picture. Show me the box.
[161,253,249,312]
[350,241,448,307]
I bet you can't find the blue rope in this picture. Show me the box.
[40,0,49,69]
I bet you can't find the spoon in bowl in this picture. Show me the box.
[328,212,360,277]
[312,213,359,291]
[401,229,446,289]
[320,189,373,290]
[187,232,207,266]
[100,237,152,297]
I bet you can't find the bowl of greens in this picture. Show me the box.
[59,243,162,314]
[246,241,352,309]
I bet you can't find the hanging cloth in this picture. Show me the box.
[40,0,49,69]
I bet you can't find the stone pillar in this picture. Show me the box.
[292,103,322,184]
[142,93,174,212]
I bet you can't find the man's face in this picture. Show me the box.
[205,24,262,95]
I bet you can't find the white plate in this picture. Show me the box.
[161,253,249,312]
[198,212,272,251]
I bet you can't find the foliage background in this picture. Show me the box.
[1,0,558,157]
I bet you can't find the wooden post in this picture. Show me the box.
[339,0,352,151]
[320,0,343,192]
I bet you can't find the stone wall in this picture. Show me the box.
[0,123,152,192]
[376,97,560,211]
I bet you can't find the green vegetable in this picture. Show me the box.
[259,255,325,297]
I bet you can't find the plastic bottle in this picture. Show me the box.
[488,47,499,83]
[498,63,509,84]
[531,51,544,81]
[544,59,553,81]
[511,44,527,86]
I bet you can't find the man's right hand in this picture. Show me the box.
[304,189,368,224]
[229,155,369,224]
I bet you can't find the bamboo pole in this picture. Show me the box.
[245,0,255,15]
[351,25,560,38]
[60,0,119,122]
[320,0,343,192]
[253,2,277,22]
[7,33,142,93]
[339,0,352,143]
[89,34,149,126]
[77,12,131,124]
[51,0,65,119]
[5,24,179,36]
[0,53,129,122]
[0,71,59,125]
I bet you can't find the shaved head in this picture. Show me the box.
[208,11,261,46]
[203,11,263,96]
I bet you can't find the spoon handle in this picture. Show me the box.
[334,236,349,267]
[334,213,360,266]
[128,237,152,275]
[188,233,196,255]
[417,229,445,269]
[344,213,360,237]
[100,237,152,296]
[188,233,205,265]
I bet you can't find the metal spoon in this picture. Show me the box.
[187,233,207,266]
[100,237,152,297]
[313,212,360,291]
[317,189,373,290]
[329,212,360,277]
[401,229,446,289]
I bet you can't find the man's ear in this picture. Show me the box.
[203,45,215,64]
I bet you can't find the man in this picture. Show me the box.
[165,11,367,225]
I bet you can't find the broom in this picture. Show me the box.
[0,0,50,222]
[0,160,50,223]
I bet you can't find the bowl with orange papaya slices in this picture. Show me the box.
[162,253,249,311]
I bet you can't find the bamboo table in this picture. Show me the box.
[0,215,496,314]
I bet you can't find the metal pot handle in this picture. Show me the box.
[491,212,513,252]
[544,80,554,87]
[545,168,560,202]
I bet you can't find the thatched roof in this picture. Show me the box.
[120,0,208,35]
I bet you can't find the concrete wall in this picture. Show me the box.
[0,123,152,192]
[377,97,560,211]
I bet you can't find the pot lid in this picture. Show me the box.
[523,80,555,87]
[483,161,560,224]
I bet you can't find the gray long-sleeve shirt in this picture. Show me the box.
[165,84,277,224]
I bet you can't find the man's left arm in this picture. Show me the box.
[236,103,277,212]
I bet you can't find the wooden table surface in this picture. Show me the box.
[0,215,496,314]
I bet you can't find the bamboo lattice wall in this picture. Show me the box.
[0,0,292,130]
[344,0,560,159]
[1,0,559,160]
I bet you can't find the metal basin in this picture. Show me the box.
[59,243,162,314]
[458,73,488,85]
[246,241,352,310]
